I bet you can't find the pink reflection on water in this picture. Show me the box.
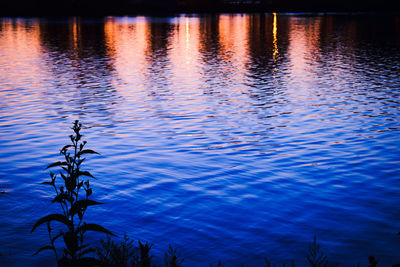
[287,17,321,82]
[104,17,150,95]
[102,15,254,99]
[0,19,46,107]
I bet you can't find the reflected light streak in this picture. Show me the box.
[185,17,190,57]
[172,17,200,67]
[72,17,79,50]
[168,16,201,92]
[272,13,279,61]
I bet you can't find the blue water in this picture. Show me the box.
[0,14,400,266]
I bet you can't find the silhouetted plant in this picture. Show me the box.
[164,244,184,267]
[96,235,165,267]
[31,120,115,266]
[210,260,224,267]
[368,256,378,267]
[265,258,296,267]
[306,235,328,267]
[97,234,136,267]
[138,240,153,267]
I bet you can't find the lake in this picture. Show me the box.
[0,13,400,266]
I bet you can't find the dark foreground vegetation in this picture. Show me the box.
[2,0,399,16]
[31,121,400,266]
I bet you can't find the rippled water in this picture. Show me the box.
[0,14,400,266]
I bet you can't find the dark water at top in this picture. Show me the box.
[0,14,400,266]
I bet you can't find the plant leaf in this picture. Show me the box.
[86,188,92,197]
[32,245,55,256]
[31,214,71,233]
[46,161,68,169]
[41,181,53,186]
[51,232,63,243]
[60,172,67,181]
[77,223,116,237]
[51,194,65,204]
[78,171,95,179]
[69,200,103,216]
[77,149,99,157]
[62,231,78,253]
[61,145,73,152]
[77,158,86,167]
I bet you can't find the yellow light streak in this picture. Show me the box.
[272,12,279,61]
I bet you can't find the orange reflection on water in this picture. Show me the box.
[102,15,262,99]
[171,16,200,69]
[219,14,249,66]
[167,16,202,93]
[0,19,41,62]
[0,19,45,92]
[217,14,249,88]
[104,17,150,93]
[102,15,255,107]
[71,17,81,51]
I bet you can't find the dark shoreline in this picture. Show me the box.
[1,1,399,18]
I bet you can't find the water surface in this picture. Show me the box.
[0,14,400,266]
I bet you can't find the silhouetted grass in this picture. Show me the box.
[306,235,329,267]
[96,233,388,267]
[96,234,183,267]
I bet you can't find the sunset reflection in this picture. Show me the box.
[185,17,190,54]
[0,15,372,110]
[71,17,80,50]
[170,16,200,74]
[272,13,279,61]
[197,14,250,91]
[101,14,289,97]
[220,15,249,70]
[104,17,149,93]
[287,17,321,81]
[2,14,400,267]
[0,19,44,90]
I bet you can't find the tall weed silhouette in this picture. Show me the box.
[31,120,114,266]
[306,235,328,267]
